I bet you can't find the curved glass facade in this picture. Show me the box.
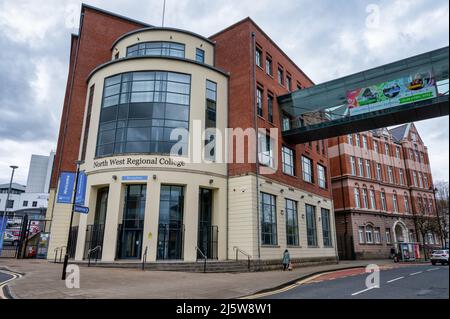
[96,71,191,157]
[126,42,185,58]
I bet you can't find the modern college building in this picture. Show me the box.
[47,4,338,265]
[328,124,442,259]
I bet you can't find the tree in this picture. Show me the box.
[435,181,449,248]
[412,199,440,260]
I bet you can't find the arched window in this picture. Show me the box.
[362,187,368,209]
[354,187,361,208]
[369,187,376,209]
[429,196,434,213]
[392,191,398,212]
[403,193,409,212]
[126,42,185,58]
[365,225,374,244]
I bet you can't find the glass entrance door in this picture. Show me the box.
[84,187,108,260]
[197,188,218,259]
[157,185,184,260]
[117,185,146,259]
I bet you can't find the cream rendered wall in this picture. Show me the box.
[229,174,338,261]
[73,170,227,262]
[112,30,215,66]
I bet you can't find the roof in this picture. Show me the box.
[81,3,151,28]
[389,123,411,142]
[0,183,26,192]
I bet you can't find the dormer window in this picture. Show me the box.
[126,41,185,58]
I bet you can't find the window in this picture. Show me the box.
[354,188,361,208]
[362,188,368,208]
[393,193,398,212]
[256,87,263,117]
[399,169,404,185]
[302,156,313,183]
[267,94,274,123]
[258,133,275,168]
[23,201,28,207]
[285,199,299,246]
[409,230,415,242]
[404,194,410,212]
[127,41,185,58]
[306,204,317,246]
[365,160,371,178]
[388,166,394,183]
[255,46,262,68]
[423,174,428,189]
[355,134,360,147]
[277,67,284,85]
[347,134,353,145]
[411,132,417,142]
[386,229,392,244]
[374,228,381,244]
[385,143,390,156]
[409,149,414,160]
[418,172,423,188]
[373,140,379,153]
[365,225,374,243]
[358,158,364,177]
[282,147,295,176]
[286,75,292,92]
[358,226,365,243]
[395,146,401,159]
[376,163,382,181]
[350,156,356,176]
[205,80,217,160]
[282,114,291,131]
[362,135,368,149]
[381,192,387,211]
[318,164,327,189]
[96,71,191,157]
[265,55,273,76]
[195,48,205,63]
[261,192,277,245]
[428,197,433,213]
[369,190,376,209]
[420,152,425,164]
[321,208,332,247]
[32,201,38,207]
[413,171,418,187]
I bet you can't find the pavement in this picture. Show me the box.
[255,264,449,299]
[0,258,432,299]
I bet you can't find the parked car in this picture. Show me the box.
[430,250,449,265]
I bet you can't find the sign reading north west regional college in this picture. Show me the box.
[347,70,438,116]
[93,157,186,169]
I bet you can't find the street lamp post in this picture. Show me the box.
[1,165,19,229]
[61,160,84,280]
[432,185,444,249]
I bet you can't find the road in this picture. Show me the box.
[0,271,14,285]
[259,264,449,299]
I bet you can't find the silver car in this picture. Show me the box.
[430,250,449,265]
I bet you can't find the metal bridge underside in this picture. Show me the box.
[279,47,449,144]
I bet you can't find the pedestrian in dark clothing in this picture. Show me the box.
[282,249,291,271]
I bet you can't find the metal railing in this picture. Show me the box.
[87,245,102,267]
[142,246,148,271]
[54,246,66,263]
[233,246,252,272]
[195,246,207,273]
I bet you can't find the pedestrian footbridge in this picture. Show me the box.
[279,47,449,144]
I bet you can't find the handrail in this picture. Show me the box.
[54,246,66,263]
[195,246,207,273]
[142,246,148,271]
[233,246,252,272]
[87,245,102,267]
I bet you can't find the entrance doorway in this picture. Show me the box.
[197,188,218,260]
[84,187,108,260]
[117,185,146,259]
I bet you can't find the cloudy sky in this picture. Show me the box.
[0,0,448,185]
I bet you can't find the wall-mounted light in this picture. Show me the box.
[301,214,305,219]
[280,209,284,216]
[153,174,157,180]
[318,200,321,204]
[301,195,305,199]
[112,175,117,181]
[280,189,284,194]
[209,179,214,185]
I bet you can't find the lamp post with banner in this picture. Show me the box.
[61,160,84,280]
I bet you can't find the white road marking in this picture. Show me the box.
[387,276,404,283]
[0,270,22,299]
[427,268,439,272]
[410,271,423,276]
[351,286,379,296]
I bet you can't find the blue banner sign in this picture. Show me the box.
[57,172,76,203]
[74,205,90,214]
[121,176,148,181]
[75,171,87,206]
[0,216,7,256]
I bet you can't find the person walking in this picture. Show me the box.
[282,249,291,271]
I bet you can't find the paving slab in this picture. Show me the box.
[0,258,406,299]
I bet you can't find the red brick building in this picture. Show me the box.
[47,5,337,265]
[328,124,441,260]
